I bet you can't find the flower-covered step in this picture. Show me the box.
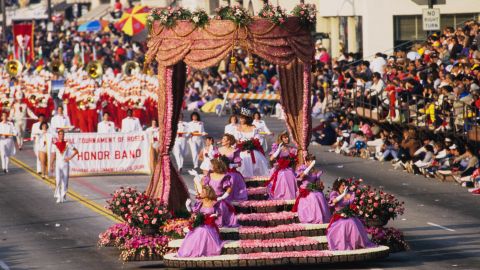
[246,187,268,201]
[162,245,390,268]
[244,176,270,188]
[232,199,295,214]
[169,236,328,255]
[236,211,299,227]
[220,224,327,240]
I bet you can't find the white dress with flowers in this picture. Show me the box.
[234,128,269,178]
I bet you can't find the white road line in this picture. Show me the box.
[427,222,456,232]
[0,261,10,270]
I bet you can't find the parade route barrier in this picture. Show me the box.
[65,131,151,176]
[226,93,280,101]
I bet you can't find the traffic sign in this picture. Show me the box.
[423,8,441,31]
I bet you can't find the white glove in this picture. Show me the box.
[193,177,203,194]
[272,143,283,158]
[188,169,200,177]
[303,160,316,175]
[185,199,192,212]
[217,192,230,201]
[335,187,349,203]
[229,163,238,169]
[183,227,190,233]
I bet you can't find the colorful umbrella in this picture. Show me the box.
[78,20,109,32]
[115,5,150,36]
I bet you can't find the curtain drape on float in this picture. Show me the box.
[277,58,312,163]
[146,62,189,211]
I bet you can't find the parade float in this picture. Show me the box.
[98,4,408,267]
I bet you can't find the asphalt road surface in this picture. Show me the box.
[0,113,479,270]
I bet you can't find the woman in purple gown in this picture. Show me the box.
[292,155,331,224]
[177,186,223,257]
[327,178,376,251]
[267,131,298,200]
[202,159,239,228]
[216,134,248,201]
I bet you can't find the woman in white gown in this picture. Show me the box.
[252,112,272,152]
[234,109,270,178]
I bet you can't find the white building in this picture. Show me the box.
[317,0,480,59]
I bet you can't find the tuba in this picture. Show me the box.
[122,61,141,76]
[50,59,65,76]
[86,60,103,79]
[6,60,23,77]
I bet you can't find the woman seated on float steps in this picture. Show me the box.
[292,154,331,224]
[327,178,376,250]
[189,159,238,228]
[177,185,223,258]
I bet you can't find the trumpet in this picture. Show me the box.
[50,59,65,76]
[2,100,10,107]
[6,60,23,77]
[122,61,141,76]
[86,60,103,79]
[29,95,37,104]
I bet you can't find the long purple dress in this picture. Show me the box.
[326,191,376,251]
[203,174,239,228]
[177,202,223,257]
[294,166,331,224]
[221,149,248,201]
[267,143,298,200]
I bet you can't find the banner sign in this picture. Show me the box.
[64,131,151,176]
[13,21,35,63]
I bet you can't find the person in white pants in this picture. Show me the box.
[173,115,188,172]
[50,129,78,203]
[187,112,205,169]
[0,112,17,173]
[9,92,38,150]
[31,114,46,174]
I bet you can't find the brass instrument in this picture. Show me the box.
[122,61,141,76]
[6,60,23,77]
[50,59,65,76]
[86,60,103,79]
[2,100,10,107]
[29,94,37,104]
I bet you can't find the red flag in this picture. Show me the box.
[13,21,35,63]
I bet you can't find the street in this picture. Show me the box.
[0,114,479,270]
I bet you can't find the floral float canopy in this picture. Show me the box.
[145,4,317,211]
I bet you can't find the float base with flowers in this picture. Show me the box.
[160,177,400,268]
[99,177,402,265]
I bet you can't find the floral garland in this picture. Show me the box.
[239,236,318,249]
[120,234,170,261]
[147,4,317,31]
[215,5,252,27]
[246,186,267,195]
[291,3,317,27]
[106,187,172,232]
[239,224,305,235]
[239,250,331,260]
[148,7,192,29]
[366,226,410,252]
[98,223,141,247]
[258,4,287,25]
[236,211,296,222]
[161,218,190,239]
[106,186,141,219]
[236,138,264,154]
[190,10,210,28]
[346,178,405,223]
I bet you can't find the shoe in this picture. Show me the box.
[56,198,61,204]
[3,169,6,174]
